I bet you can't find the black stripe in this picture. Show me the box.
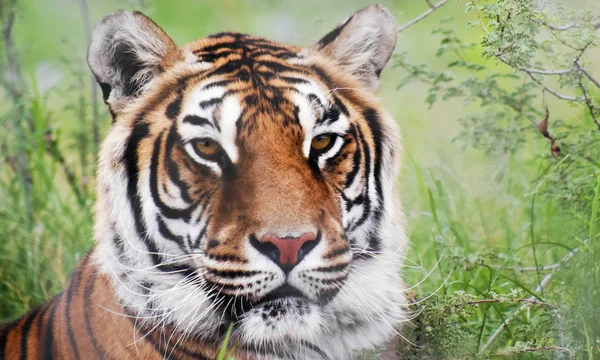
[193,190,215,223]
[320,107,340,126]
[201,79,234,91]
[112,233,125,258]
[250,49,297,60]
[156,215,188,252]
[206,269,260,278]
[199,97,223,109]
[19,306,42,360]
[324,245,351,259]
[192,41,244,54]
[195,51,236,62]
[182,115,213,127]
[165,126,193,203]
[192,220,209,249]
[302,341,330,359]
[244,39,294,53]
[316,15,353,48]
[367,230,382,256]
[311,65,334,85]
[315,263,349,273]
[136,65,216,117]
[83,273,109,359]
[165,93,183,120]
[363,108,384,223]
[320,276,349,285]
[332,94,349,117]
[125,118,150,241]
[42,293,62,360]
[149,131,196,221]
[307,93,324,110]
[280,76,309,84]
[205,31,240,39]
[35,299,53,355]
[204,280,247,292]
[324,138,352,170]
[124,120,175,271]
[347,126,372,232]
[65,270,82,360]
[333,186,352,210]
[146,133,198,276]
[0,322,10,360]
[344,125,361,187]
[255,60,298,73]
[205,253,247,263]
[209,60,246,78]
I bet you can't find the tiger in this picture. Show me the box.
[0,4,407,360]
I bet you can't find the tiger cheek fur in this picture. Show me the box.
[0,5,407,360]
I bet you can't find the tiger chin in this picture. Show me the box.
[0,4,408,360]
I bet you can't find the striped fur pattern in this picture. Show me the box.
[1,5,408,359]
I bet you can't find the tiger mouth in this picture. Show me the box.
[253,285,306,306]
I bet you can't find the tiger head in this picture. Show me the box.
[89,5,407,359]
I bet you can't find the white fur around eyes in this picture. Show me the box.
[184,142,222,176]
[317,135,344,169]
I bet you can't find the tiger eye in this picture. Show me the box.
[311,134,333,152]
[194,139,219,156]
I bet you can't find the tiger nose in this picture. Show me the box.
[250,232,320,273]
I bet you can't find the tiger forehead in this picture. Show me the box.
[185,32,318,96]
[187,32,303,63]
[175,34,342,137]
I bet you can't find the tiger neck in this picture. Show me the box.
[47,250,226,359]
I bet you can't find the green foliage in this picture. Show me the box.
[395,0,600,358]
[217,323,237,360]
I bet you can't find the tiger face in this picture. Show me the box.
[89,5,406,359]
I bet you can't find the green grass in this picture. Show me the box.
[1,0,599,358]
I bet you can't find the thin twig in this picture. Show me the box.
[480,245,580,354]
[574,56,600,129]
[577,76,600,130]
[495,55,576,75]
[488,263,562,272]
[467,298,553,307]
[494,346,573,359]
[475,3,490,35]
[397,0,449,33]
[543,20,600,31]
[525,72,584,101]
[575,58,600,90]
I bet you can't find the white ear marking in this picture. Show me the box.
[314,5,397,92]
[88,10,181,114]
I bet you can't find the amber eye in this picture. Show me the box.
[311,134,334,152]
[193,138,220,157]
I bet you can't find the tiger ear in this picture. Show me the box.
[313,5,397,92]
[87,10,182,115]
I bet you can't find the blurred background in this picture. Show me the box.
[1,0,599,358]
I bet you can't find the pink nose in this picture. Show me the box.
[260,232,317,266]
